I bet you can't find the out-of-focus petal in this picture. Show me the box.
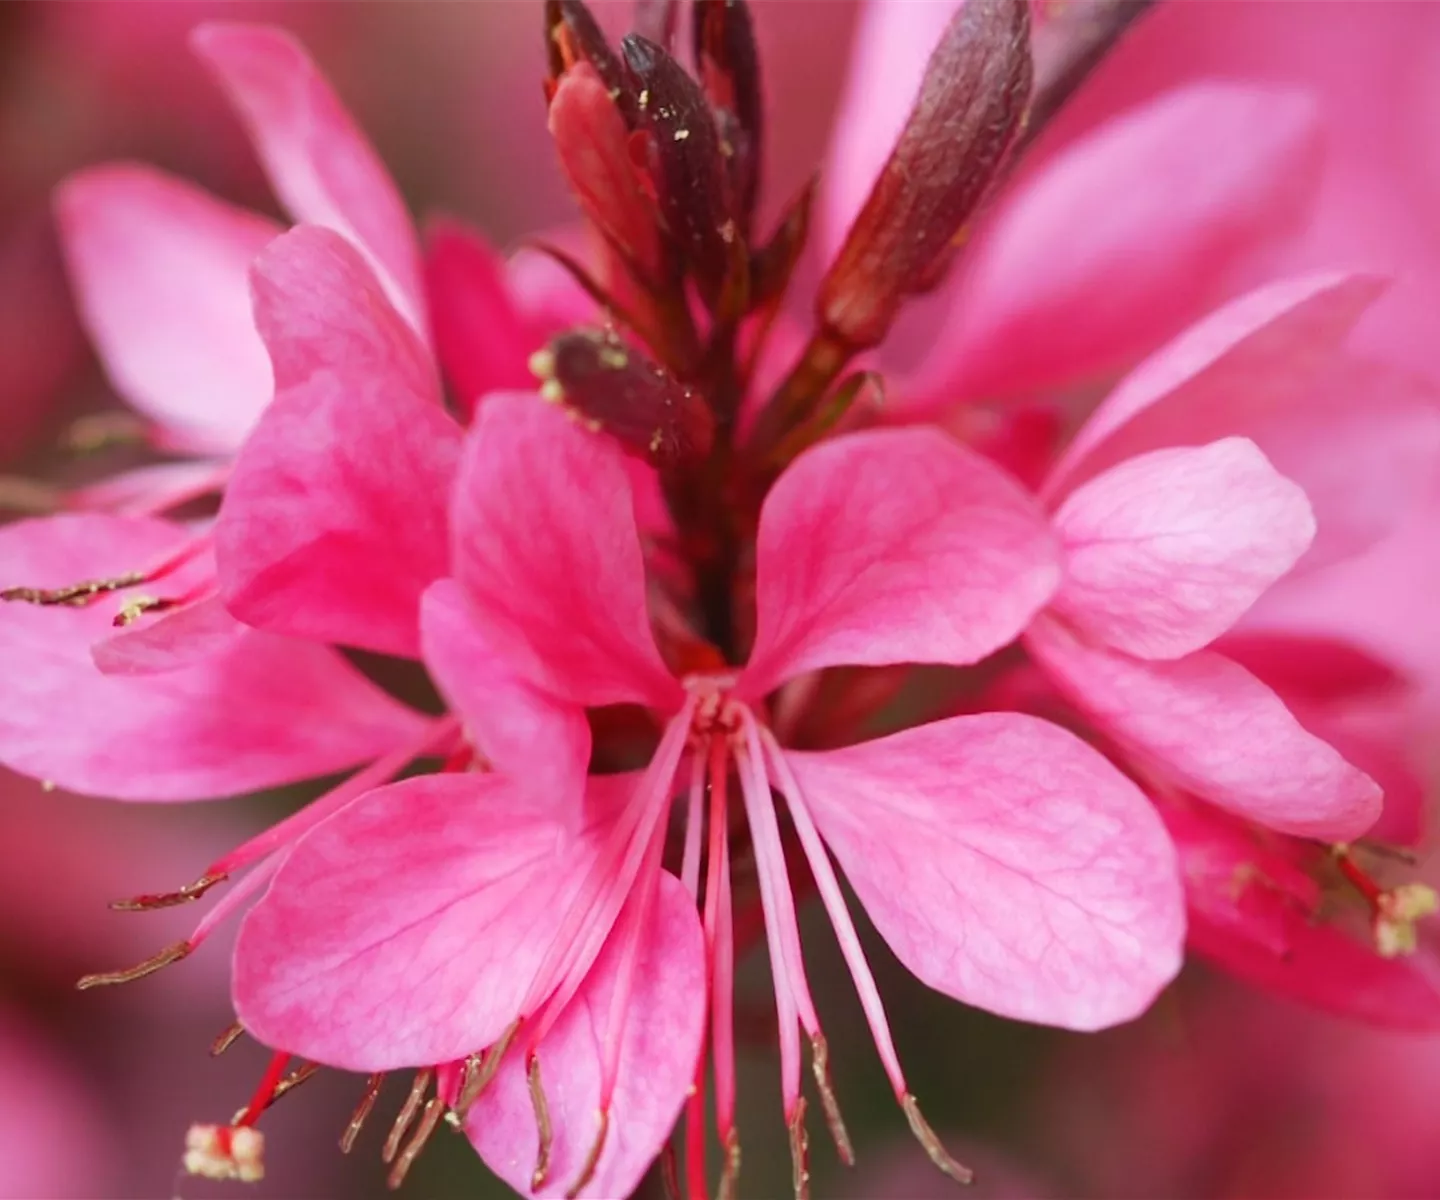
[740,427,1059,699]
[190,21,427,335]
[1026,615,1381,840]
[216,367,461,659]
[905,85,1322,408]
[785,712,1185,1031]
[467,872,706,1200]
[0,515,429,800]
[450,394,681,710]
[1043,272,1385,497]
[1050,439,1314,659]
[92,595,245,676]
[54,164,278,454]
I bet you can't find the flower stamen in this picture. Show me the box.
[388,1094,444,1189]
[75,939,190,989]
[564,1107,609,1200]
[787,1094,810,1200]
[112,872,228,912]
[528,1055,555,1191]
[383,1069,434,1165]
[342,1074,385,1153]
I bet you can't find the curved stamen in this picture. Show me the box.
[383,1070,434,1165]
[341,1074,385,1153]
[528,1055,555,1190]
[680,748,706,899]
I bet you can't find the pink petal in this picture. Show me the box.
[906,84,1322,407]
[249,224,436,399]
[54,164,278,454]
[819,0,961,263]
[1044,271,1385,497]
[467,872,705,1200]
[1026,615,1381,840]
[1243,356,1440,573]
[421,579,591,803]
[215,367,461,659]
[0,516,429,800]
[66,460,229,517]
[234,771,621,1070]
[190,22,426,336]
[784,713,1185,1031]
[1050,438,1315,660]
[423,217,536,417]
[451,394,682,710]
[740,427,1060,699]
[92,595,245,676]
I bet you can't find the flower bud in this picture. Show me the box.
[817,0,1031,349]
[694,0,764,231]
[531,328,715,468]
[543,0,629,114]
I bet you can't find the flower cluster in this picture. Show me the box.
[4,2,1438,1197]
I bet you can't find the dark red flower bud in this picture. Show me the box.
[544,0,631,118]
[817,0,1031,349]
[532,327,715,468]
[693,0,764,231]
[548,62,666,284]
[620,34,742,310]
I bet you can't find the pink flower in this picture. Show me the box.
[234,395,1185,1196]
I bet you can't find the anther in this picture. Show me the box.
[452,1019,521,1121]
[787,1096,811,1200]
[717,1128,742,1200]
[76,939,190,989]
[383,1069,434,1164]
[183,1123,264,1183]
[903,1093,973,1185]
[2,571,144,608]
[564,1107,609,1199]
[113,594,176,626]
[268,1062,320,1107]
[528,1055,555,1191]
[1376,883,1439,958]
[388,1095,444,1189]
[341,1074,385,1154]
[210,1020,245,1057]
[808,1032,854,1166]
[112,872,227,912]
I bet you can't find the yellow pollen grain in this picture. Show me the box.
[598,345,629,370]
[528,347,557,381]
[673,128,691,142]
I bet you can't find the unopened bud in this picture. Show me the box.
[544,0,629,113]
[183,1124,264,1183]
[531,328,714,468]
[548,62,666,283]
[693,0,764,230]
[621,34,742,310]
[818,0,1031,348]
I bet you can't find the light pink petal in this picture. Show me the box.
[1026,615,1381,839]
[740,427,1059,699]
[421,579,591,803]
[1243,356,1440,573]
[92,595,245,676]
[1050,438,1315,660]
[1044,272,1385,497]
[234,771,622,1070]
[250,224,436,399]
[216,367,461,658]
[190,22,426,336]
[54,164,278,454]
[424,217,536,417]
[66,460,229,517]
[451,394,681,710]
[907,84,1322,407]
[785,712,1185,1030]
[467,872,706,1200]
[819,0,961,262]
[0,515,430,800]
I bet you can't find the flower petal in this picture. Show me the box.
[190,21,426,335]
[0,515,430,800]
[784,712,1185,1031]
[467,872,705,1200]
[907,84,1322,407]
[92,595,245,676]
[234,771,618,1070]
[249,223,436,399]
[740,427,1059,699]
[451,394,681,710]
[421,579,591,804]
[423,217,537,417]
[54,164,278,454]
[1043,271,1385,497]
[1050,438,1315,659]
[1026,615,1381,840]
[215,367,461,658]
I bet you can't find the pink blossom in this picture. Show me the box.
[235,395,1185,1196]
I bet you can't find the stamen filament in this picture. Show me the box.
[564,1108,609,1200]
[210,1020,245,1057]
[388,1095,445,1189]
[383,1070,434,1165]
[681,749,706,900]
[452,1019,522,1121]
[528,1056,554,1191]
[234,1052,291,1128]
[112,872,227,912]
[704,736,737,1138]
[341,1074,385,1153]
[787,1095,811,1200]
[76,939,190,989]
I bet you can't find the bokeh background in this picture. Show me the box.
[1,2,1438,1197]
